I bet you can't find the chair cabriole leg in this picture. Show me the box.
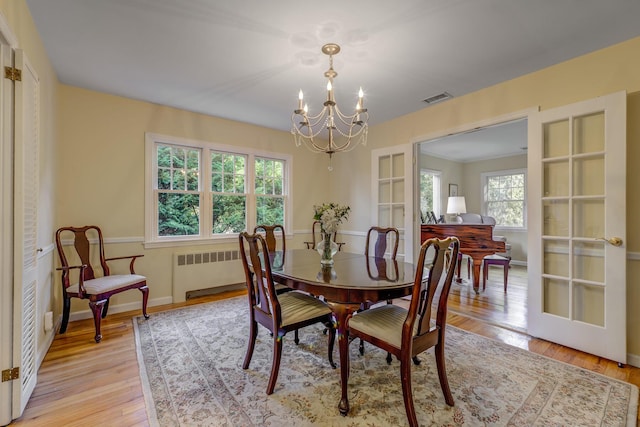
[140,285,150,318]
[60,296,71,333]
[327,322,337,369]
[89,300,105,343]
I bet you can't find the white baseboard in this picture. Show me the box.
[626,353,640,369]
[67,296,173,322]
[37,319,58,368]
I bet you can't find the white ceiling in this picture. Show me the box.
[419,119,528,162]
[25,0,640,160]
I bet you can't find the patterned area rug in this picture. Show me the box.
[133,297,638,426]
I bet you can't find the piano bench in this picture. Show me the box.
[483,255,510,292]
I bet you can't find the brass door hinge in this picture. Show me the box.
[4,66,22,81]
[2,367,19,382]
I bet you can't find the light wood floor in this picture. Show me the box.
[9,277,640,426]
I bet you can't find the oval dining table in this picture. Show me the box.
[266,249,417,416]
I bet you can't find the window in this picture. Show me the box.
[157,145,201,236]
[145,133,291,246]
[419,169,441,222]
[482,169,526,228]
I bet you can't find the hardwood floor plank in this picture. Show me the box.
[9,286,640,425]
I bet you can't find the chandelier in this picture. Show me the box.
[291,43,369,171]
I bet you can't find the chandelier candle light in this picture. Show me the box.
[291,43,369,171]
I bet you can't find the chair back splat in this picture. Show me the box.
[254,224,286,253]
[55,225,149,343]
[348,236,459,427]
[365,226,399,259]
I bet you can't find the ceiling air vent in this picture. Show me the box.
[422,92,452,105]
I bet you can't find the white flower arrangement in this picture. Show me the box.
[313,202,351,234]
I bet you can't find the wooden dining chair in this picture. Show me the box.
[365,226,399,259]
[55,225,149,343]
[304,220,345,251]
[357,226,400,354]
[254,224,286,270]
[348,236,460,427]
[239,231,337,395]
[254,224,302,343]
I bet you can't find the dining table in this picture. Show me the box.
[266,249,417,416]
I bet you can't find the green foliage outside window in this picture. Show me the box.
[212,195,246,234]
[255,157,285,226]
[420,172,434,218]
[157,145,201,236]
[155,142,287,238]
[211,151,247,234]
[486,173,525,227]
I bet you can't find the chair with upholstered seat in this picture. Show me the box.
[304,220,345,251]
[239,231,337,395]
[55,225,149,343]
[358,226,400,354]
[254,224,303,343]
[348,236,459,427]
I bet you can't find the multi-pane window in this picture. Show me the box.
[211,151,247,234]
[482,169,526,228]
[157,145,201,236]
[145,133,291,245]
[255,157,284,225]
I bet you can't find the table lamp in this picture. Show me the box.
[446,196,467,216]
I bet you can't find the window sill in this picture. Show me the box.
[143,235,238,249]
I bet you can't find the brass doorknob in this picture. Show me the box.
[596,237,623,247]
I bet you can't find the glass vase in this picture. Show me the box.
[317,232,339,265]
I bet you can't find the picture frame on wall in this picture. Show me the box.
[449,183,458,197]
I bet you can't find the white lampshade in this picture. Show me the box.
[446,196,467,215]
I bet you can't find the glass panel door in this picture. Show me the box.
[528,92,626,363]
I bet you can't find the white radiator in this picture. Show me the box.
[172,249,244,303]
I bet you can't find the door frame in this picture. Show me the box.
[410,108,538,264]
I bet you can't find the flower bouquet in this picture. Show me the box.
[313,202,350,264]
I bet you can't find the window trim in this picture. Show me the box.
[480,168,527,230]
[144,132,292,248]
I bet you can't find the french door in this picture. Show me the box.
[527,91,626,363]
[371,144,414,261]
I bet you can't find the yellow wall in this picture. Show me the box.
[334,36,640,355]
[57,85,333,310]
[0,0,60,361]
[4,0,640,366]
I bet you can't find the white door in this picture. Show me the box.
[12,49,39,418]
[371,145,413,261]
[527,91,626,364]
[0,42,15,426]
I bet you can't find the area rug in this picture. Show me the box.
[133,297,638,426]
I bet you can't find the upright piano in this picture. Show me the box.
[421,224,505,293]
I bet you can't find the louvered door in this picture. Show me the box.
[11,49,39,417]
